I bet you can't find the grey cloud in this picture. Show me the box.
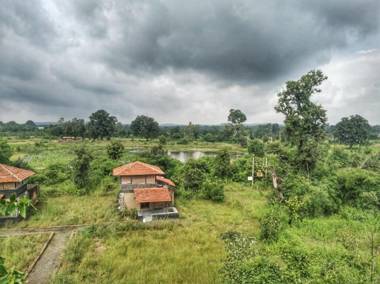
[0,0,379,124]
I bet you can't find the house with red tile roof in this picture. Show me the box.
[113,161,178,219]
[0,163,39,221]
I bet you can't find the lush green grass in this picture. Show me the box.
[6,193,120,228]
[53,184,269,284]
[0,233,50,272]
[2,137,379,283]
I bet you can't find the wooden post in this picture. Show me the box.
[251,155,255,186]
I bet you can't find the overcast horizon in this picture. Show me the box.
[1,1,380,125]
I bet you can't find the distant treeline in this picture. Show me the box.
[1,109,379,143]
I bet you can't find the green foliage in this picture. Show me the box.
[43,163,70,185]
[106,141,124,160]
[275,70,327,172]
[158,135,167,145]
[87,109,117,140]
[248,139,265,157]
[336,168,380,209]
[201,179,225,202]
[335,115,371,147]
[182,159,207,193]
[130,115,160,139]
[0,195,33,219]
[0,139,12,164]
[213,148,231,179]
[228,109,247,125]
[227,109,247,142]
[259,206,288,242]
[0,257,25,284]
[72,146,93,192]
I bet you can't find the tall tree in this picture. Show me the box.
[334,115,371,147]
[214,149,231,179]
[227,109,247,143]
[72,146,93,191]
[275,70,327,172]
[130,115,160,139]
[88,110,117,140]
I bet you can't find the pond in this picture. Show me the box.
[129,149,243,163]
[167,150,217,163]
[168,150,243,162]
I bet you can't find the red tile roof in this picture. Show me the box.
[156,176,176,187]
[113,161,164,176]
[134,188,172,203]
[0,164,35,183]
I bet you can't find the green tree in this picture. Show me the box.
[72,146,93,191]
[63,118,86,138]
[184,122,199,141]
[227,109,247,142]
[0,139,12,164]
[334,115,371,147]
[214,149,231,179]
[275,70,327,172]
[182,160,206,192]
[228,109,247,125]
[106,141,124,160]
[87,110,117,140]
[130,115,160,140]
[248,139,265,157]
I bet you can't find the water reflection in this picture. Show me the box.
[167,151,216,163]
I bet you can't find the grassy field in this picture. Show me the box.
[0,233,51,272]
[1,138,379,283]
[53,183,268,284]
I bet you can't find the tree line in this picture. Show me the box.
[1,106,379,146]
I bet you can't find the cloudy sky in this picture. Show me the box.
[0,0,379,125]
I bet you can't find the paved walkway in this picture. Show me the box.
[0,225,86,284]
[27,231,70,284]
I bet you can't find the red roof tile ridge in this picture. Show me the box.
[136,161,164,173]
[0,163,22,182]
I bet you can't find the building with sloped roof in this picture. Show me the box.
[113,161,178,220]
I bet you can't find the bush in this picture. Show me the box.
[106,141,124,160]
[201,179,225,202]
[303,188,339,217]
[43,163,70,185]
[248,139,265,157]
[259,206,288,242]
[336,168,380,209]
[181,159,208,192]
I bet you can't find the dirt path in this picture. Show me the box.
[26,231,70,284]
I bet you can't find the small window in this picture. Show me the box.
[140,202,149,209]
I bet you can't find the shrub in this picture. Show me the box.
[201,179,225,202]
[248,139,265,157]
[0,139,12,163]
[259,206,288,242]
[302,184,340,217]
[213,148,231,179]
[43,163,70,185]
[336,168,380,209]
[106,141,124,160]
[181,159,207,192]
[72,146,93,192]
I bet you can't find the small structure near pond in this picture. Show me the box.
[0,163,39,222]
[113,161,179,221]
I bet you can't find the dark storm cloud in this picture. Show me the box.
[0,0,56,46]
[97,0,380,83]
[0,0,379,123]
